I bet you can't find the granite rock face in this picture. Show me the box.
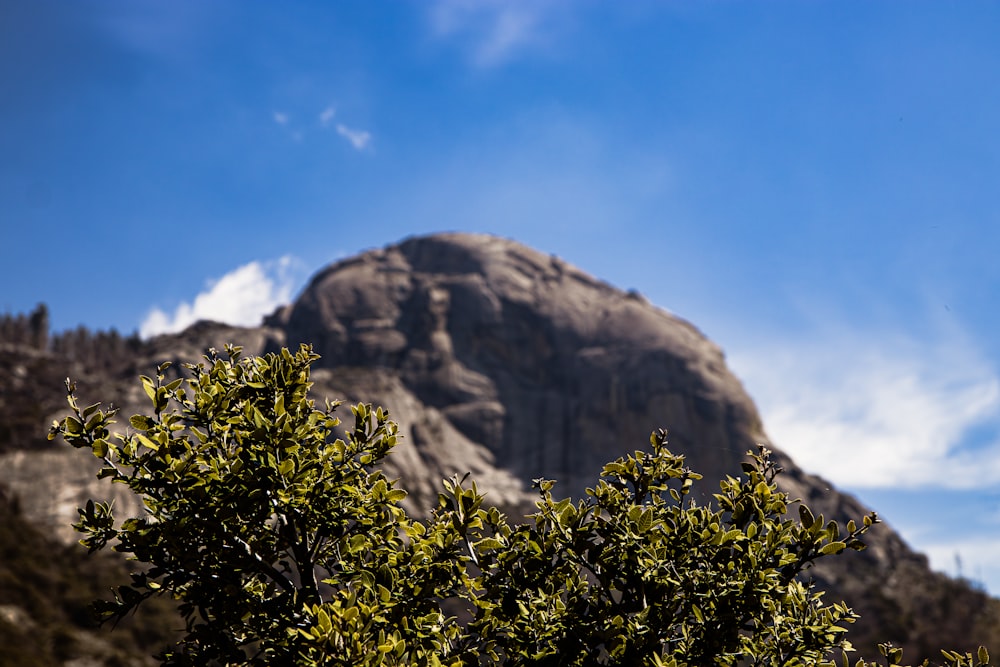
[277,233,766,502]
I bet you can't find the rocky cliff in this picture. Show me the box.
[1,232,997,664]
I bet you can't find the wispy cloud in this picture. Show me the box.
[273,111,303,141]
[319,105,336,127]
[428,0,567,67]
[729,330,1000,490]
[273,106,367,148]
[336,123,371,150]
[140,257,302,339]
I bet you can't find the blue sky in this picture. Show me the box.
[4,0,1000,592]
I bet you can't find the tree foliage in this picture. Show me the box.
[49,344,990,666]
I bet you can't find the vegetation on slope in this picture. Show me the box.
[0,490,178,667]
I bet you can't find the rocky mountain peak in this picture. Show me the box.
[1,232,998,661]
[276,232,763,499]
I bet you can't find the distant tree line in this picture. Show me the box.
[0,303,50,350]
[0,304,144,453]
[0,303,142,375]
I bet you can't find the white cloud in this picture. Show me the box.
[729,331,1000,490]
[319,105,336,127]
[429,0,566,67]
[336,123,371,150]
[140,257,300,339]
[273,111,289,126]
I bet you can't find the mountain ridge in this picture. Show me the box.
[0,232,997,663]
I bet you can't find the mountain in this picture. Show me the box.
[1,232,998,664]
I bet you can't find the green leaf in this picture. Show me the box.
[140,375,156,402]
[65,416,83,436]
[819,541,847,556]
[799,504,814,529]
[475,537,505,550]
[135,433,159,452]
[721,528,743,544]
[91,439,109,458]
[636,508,653,533]
[129,414,155,430]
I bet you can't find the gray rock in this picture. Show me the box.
[280,233,768,501]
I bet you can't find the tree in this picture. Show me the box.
[49,344,990,666]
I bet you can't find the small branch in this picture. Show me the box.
[231,533,296,592]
